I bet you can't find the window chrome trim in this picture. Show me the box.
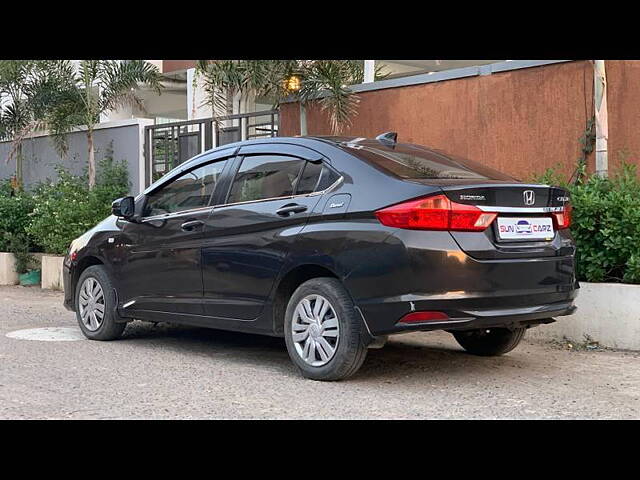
[140,155,238,222]
[141,148,238,198]
[476,205,565,213]
[139,176,344,222]
[140,205,213,223]
[213,175,344,210]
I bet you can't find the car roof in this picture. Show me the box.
[188,134,454,156]
[190,134,461,159]
[185,136,335,161]
[181,134,505,181]
[190,135,390,152]
[306,136,474,164]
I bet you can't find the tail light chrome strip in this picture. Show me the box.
[475,206,565,213]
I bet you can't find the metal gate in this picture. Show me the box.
[144,110,278,186]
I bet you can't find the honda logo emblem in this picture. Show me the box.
[523,190,535,206]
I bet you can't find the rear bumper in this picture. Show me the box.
[346,229,579,336]
[358,288,578,336]
[365,299,576,336]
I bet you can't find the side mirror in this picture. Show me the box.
[112,196,135,219]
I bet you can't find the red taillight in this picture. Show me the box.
[375,194,497,231]
[399,311,450,324]
[552,204,572,229]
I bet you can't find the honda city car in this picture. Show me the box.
[63,133,578,381]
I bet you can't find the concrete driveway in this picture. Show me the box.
[1,285,638,419]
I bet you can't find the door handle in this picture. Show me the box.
[181,220,204,231]
[276,204,308,216]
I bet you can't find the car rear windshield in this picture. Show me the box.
[341,142,514,181]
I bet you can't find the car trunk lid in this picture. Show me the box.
[436,182,572,260]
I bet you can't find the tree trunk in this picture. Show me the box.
[87,129,96,190]
[16,143,23,188]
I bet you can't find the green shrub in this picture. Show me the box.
[532,162,571,188]
[27,157,129,255]
[0,178,12,196]
[534,163,640,284]
[0,182,36,252]
[3,232,36,274]
[92,155,130,211]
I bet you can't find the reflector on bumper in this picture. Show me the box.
[399,311,449,323]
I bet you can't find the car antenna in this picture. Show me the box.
[375,131,398,148]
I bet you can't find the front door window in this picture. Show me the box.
[144,159,228,216]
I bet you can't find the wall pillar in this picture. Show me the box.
[299,103,308,136]
[594,60,608,177]
[364,60,375,83]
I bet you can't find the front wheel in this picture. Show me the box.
[284,278,368,381]
[452,327,526,356]
[75,265,126,341]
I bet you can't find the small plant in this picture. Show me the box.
[0,177,13,196]
[0,180,36,252]
[531,163,570,188]
[90,143,131,210]
[575,117,596,184]
[558,334,602,352]
[3,232,36,274]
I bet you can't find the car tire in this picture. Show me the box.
[452,327,526,356]
[75,265,127,341]
[284,277,368,381]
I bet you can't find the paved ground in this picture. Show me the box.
[1,285,639,419]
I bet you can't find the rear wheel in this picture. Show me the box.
[75,265,126,341]
[452,327,526,356]
[284,278,368,381]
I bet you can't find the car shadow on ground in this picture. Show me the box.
[121,321,286,352]
[115,320,533,381]
[356,339,529,381]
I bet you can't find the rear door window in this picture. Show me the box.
[295,161,323,194]
[227,155,306,204]
[296,162,341,195]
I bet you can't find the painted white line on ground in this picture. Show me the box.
[6,327,86,342]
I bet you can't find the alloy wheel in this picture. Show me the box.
[78,277,105,332]
[291,294,340,367]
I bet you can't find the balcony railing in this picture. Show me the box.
[143,109,278,186]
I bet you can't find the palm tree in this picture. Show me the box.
[0,60,74,185]
[0,62,33,156]
[49,60,163,189]
[195,60,382,135]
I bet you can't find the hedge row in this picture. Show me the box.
[1,157,129,256]
[536,163,640,284]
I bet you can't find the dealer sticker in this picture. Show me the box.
[496,217,554,241]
